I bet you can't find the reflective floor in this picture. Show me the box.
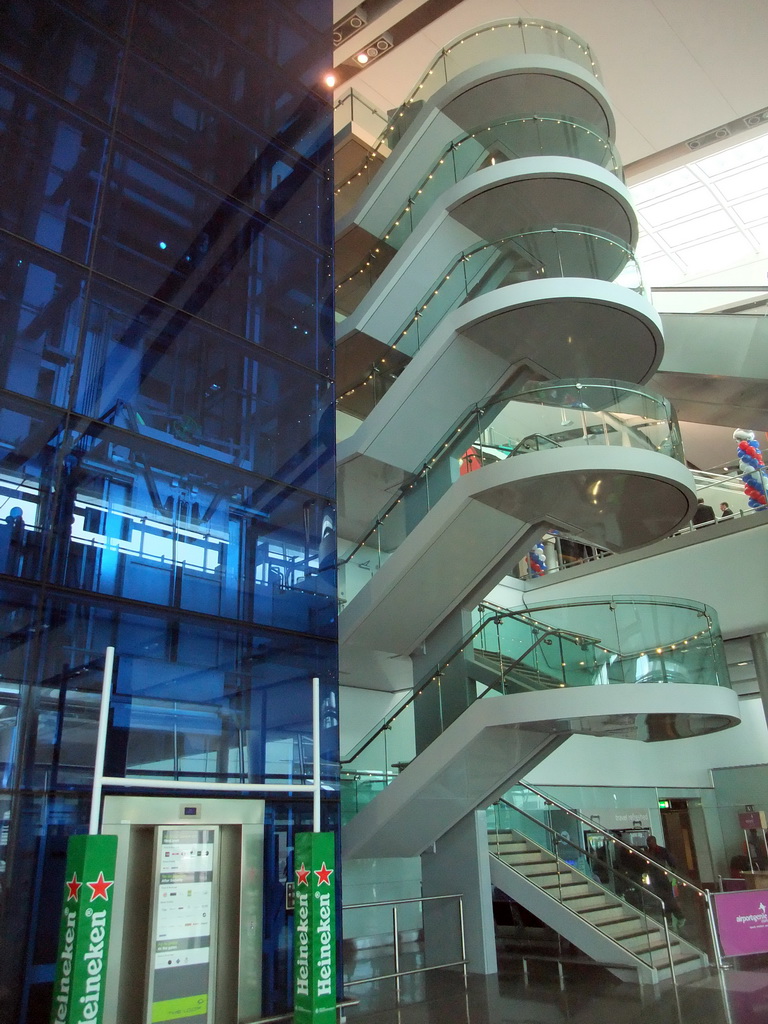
[343,959,768,1024]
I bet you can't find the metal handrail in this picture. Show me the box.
[510,433,563,455]
[339,605,499,763]
[491,798,678,977]
[340,611,601,764]
[518,783,723,967]
[342,893,466,989]
[521,783,708,897]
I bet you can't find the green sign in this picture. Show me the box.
[293,832,336,1024]
[50,833,118,1024]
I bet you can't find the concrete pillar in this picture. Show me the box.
[749,632,768,731]
[421,810,497,974]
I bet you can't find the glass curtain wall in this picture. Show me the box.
[0,2,336,1020]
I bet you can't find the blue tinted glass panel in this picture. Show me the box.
[0,74,108,263]
[72,278,335,493]
[116,55,331,248]
[0,1,120,123]
[94,143,333,373]
[0,234,83,404]
[69,0,130,35]
[34,422,334,634]
[133,0,330,161]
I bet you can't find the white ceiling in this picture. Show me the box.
[334,0,768,167]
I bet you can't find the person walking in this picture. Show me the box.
[645,835,685,930]
[720,501,734,520]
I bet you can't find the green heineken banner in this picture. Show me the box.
[50,833,117,1024]
[293,832,336,1024]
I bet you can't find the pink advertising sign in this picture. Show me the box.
[713,889,768,956]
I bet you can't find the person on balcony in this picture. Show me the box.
[691,498,716,528]
[719,501,734,520]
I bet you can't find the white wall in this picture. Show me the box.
[339,685,403,758]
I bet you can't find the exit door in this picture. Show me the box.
[100,796,264,1024]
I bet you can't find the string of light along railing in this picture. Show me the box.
[337,230,634,401]
[333,20,598,196]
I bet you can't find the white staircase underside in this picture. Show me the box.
[339,447,697,656]
[654,312,768,429]
[341,683,739,860]
[337,278,665,538]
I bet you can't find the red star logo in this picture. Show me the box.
[86,871,114,902]
[65,873,82,902]
[295,863,310,886]
[314,862,333,886]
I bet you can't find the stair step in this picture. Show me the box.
[644,945,702,968]
[493,842,536,857]
[579,905,630,925]
[500,852,550,866]
[560,893,616,911]
[542,881,593,898]
[511,862,561,878]
[615,929,674,952]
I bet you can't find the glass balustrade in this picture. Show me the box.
[338,378,681,607]
[487,797,684,965]
[383,117,621,252]
[336,110,622,237]
[492,783,717,960]
[509,379,685,462]
[336,228,644,354]
[339,597,730,817]
[334,20,601,211]
[334,89,391,143]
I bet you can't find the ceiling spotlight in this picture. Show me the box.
[333,8,368,47]
[350,32,393,69]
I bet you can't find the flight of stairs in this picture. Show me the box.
[490,830,708,982]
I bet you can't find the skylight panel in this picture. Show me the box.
[631,166,697,204]
[676,233,756,274]
[696,134,768,176]
[640,186,717,228]
[659,211,734,247]
[714,164,768,201]
[730,194,768,225]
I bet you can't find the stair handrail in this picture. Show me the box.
[517,783,723,967]
[490,797,679,977]
[520,784,709,898]
[334,18,601,197]
[340,607,600,765]
[509,433,564,456]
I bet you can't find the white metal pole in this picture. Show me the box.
[89,646,116,835]
[312,676,321,832]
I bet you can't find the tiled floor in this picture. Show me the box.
[342,958,768,1024]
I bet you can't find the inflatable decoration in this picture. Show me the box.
[527,541,547,577]
[734,428,768,510]
[459,446,482,475]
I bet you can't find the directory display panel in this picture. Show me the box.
[146,827,219,1024]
